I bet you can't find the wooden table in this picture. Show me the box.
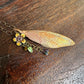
[0,0,84,84]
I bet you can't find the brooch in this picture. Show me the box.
[0,21,75,55]
[13,29,75,55]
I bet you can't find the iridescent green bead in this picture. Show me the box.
[27,47,33,53]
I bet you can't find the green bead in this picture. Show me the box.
[27,47,33,53]
[42,49,49,55]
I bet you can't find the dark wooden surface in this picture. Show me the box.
[0,0,84,84]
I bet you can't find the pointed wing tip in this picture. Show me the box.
[69,39,75,46]
[71,41,75,46]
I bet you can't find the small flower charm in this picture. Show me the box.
[13,32,48,55]
[13,32,26,46]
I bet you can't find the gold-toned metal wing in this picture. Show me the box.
[15,29,75,48]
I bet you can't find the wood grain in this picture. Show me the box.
[0,0,84,84]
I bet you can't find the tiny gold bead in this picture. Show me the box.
[15,33,20,37]
[16,42,21,46]
[21,33,25,38]
[13,38,17,42]
[22,39,26,44]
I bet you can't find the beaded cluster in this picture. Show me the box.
[13,32,49,55]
